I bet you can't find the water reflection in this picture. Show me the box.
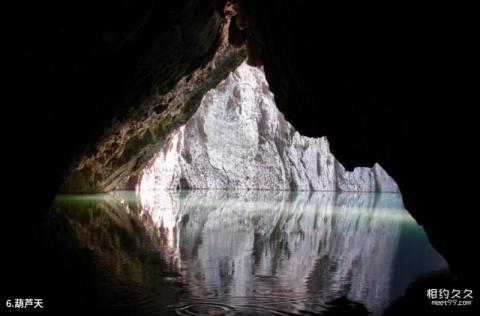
[50,190,446,315]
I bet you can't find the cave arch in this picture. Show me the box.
[11,0,476,297]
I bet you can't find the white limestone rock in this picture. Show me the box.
[138,62,399,192]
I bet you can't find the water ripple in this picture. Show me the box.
[175,302,235,316]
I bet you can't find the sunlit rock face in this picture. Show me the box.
[138,62,399,192]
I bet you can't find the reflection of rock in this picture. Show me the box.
[48,193,191,314]
[49,190,446,314]
[49,193,176,288]
[138,62,399,192]
[138,189,407,313]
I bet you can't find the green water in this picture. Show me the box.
[48,190,446,315]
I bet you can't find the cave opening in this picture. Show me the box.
[46,61,448,315]
[136,61,399,194]
[9,1,477,315]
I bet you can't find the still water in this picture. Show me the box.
[49,190,446,315]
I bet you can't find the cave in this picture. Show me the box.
[7,1,477,315]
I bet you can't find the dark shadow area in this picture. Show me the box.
[322,297,370,316]
[9,0,229,216]
[7,0,232,304]
[384,271,477,315]
[238,0,478,287]
[5,194,184,315]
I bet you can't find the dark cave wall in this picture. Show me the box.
[9,0,244,299]
[15,0,245,198]
[60,45,245,193]
[236,1,476,280]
